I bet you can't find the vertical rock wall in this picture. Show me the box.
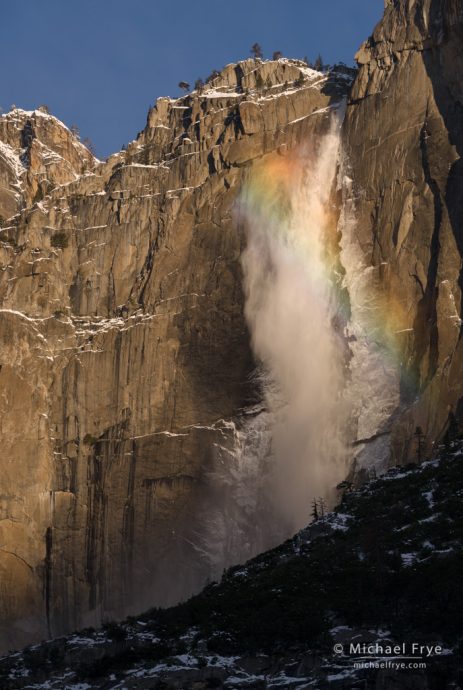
[0,61,349,651]
[341,0,463,464]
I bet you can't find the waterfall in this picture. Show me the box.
[181,113,404,589]
[239,114,350,535]
[177,116,352,590]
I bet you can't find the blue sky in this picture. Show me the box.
[1,1,383,158]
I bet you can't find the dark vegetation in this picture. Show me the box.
[143,448,463,655]
[250,42,263,59]
[2,444,463,686]
[50,231,69,249]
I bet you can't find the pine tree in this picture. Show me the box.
[311,499,319,522]
[314,54,323,71]
[82,137,96,156]
[251,42,263,59]
[206,69,220,83]
[447,410,459,444]
[414,426,425,462]
[194,78,204,92]
[178,81,190,92]
[272,51,283,60]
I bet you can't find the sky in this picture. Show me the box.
[1,1,383,159]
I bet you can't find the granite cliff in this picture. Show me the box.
[0,61,349,651]
[340,0,463,467]
[0,0,462,658]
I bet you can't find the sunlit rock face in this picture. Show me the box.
[0,108,96,219]
[0,60,350,651]
[2,0,462,653]
[340,0,463,466]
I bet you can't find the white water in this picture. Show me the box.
[175,114,402,592]
[239,117,350,534]
[176,119,353,584]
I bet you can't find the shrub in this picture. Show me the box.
[103,621,127,642]
[83,433,98,446]
[50,232,69,249]
[22,649,43,672]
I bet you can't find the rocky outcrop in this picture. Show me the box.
[340,0,463,464]
[0,107,96,220]
[3,0,462,653]
[0,60,350,651]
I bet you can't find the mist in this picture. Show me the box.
[166,117,353,593]
[239,117,349,532]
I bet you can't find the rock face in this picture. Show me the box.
[2,0,462,654]
[0,60,349,651]
[340,0,463,464]
[0,108,96,220]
